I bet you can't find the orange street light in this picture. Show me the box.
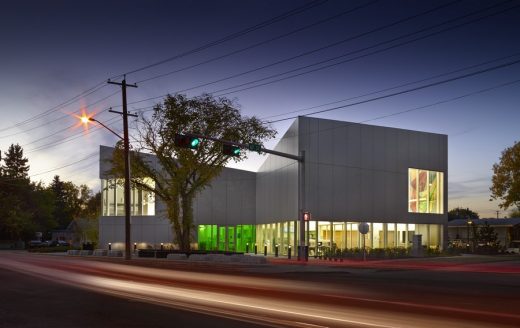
[80,116,123,141]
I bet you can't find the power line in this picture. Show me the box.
[262,76,520,146]
[214,1,520,97]
[135,0,381,84]
[260,52,520,120]
[116,0,329,78]
[266,57,520,123]
[0,82,108,134]
[120,0,513,108]
[359,78,520,124]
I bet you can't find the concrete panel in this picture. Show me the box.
[346,124,361,168]
[332,165,349,218]
[317,164,334,219]
[333,125,348,166]
[373,127,386,171]
[360,125,374,170]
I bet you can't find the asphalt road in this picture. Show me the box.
[1,251,520,328]
[0,267,269,328]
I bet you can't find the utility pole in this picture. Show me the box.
[108,76,137,260]
[496,210,500,219]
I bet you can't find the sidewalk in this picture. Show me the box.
[265,254,520,274]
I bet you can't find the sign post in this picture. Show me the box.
[358,222,369,261]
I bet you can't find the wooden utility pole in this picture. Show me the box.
[108,76,137,260]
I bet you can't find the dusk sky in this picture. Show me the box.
[1,0,519,218]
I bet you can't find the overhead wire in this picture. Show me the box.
[115,0,330,78]
[0,0,331,144]
[266,57,520,123]
[118,0,514,108]
[134,0,381,84]
[260,52,520,120]
[0,81,108,134]
[214,0,520,97]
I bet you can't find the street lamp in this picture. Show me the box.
[80,114,132,260]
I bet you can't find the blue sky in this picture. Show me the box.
[0,0,519,217]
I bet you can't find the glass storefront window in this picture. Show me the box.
[101,178,155,216]
[372,223,384,248]
[333,223,345,249]
[387,223,396,247]
[408,168,444,214]
[198,225,217,250]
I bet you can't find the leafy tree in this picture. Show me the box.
[49,175,83,229]
[490,141,520,210]
[79,190,101,220]
[475,221,499,248]
[112,94,276,251]
[508,207,520,218]
[448,207,479,221]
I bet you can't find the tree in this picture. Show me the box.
[448,207,479,221]
[49,175,83,229]
[112,94,276,251]
[490,141,520,210]
[0,144,33,240]
[473,221,500,255]
[508,207,520,218]
[1,144,30,180]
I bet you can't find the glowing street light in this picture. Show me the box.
[78,112,131,260]
[81,115,123,141]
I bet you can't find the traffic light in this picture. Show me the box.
[174,134,200,149]
[223,143,240,157]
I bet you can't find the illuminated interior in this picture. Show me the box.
[101,178,155,216]
[198,224,256,252]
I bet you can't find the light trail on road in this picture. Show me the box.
[2,252,519,328]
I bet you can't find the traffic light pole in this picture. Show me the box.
[298,150,307,261]
[184,132,308,261]
[108,77,137,260]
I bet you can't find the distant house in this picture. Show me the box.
[51,218,98,248]
[447,218,520,248]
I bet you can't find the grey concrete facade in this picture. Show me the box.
[256,117,448,224]
[98,145,256,248]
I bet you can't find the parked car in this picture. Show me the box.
[28,240,43,247]
[46,240,70,247]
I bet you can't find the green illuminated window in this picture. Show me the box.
[236,225,256,253]
[197,225,217,250]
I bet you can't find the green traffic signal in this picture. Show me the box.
[223,143,240,157]
[191,138,200,148]
[175,134,200,150]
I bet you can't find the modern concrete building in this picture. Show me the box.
[99,117,448,254]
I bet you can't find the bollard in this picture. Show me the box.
[275,244,279,257]
[264,243,267,256]
[288,245,292,259]
[246,243,249,254]
[254,244,258,255]
[108,242,112,251]
[133,242,137,253]
[160,243,164,251]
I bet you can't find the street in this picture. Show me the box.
[1,251,519,328]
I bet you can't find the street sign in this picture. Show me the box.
[358,222,369,235]
[248,143,262,153]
